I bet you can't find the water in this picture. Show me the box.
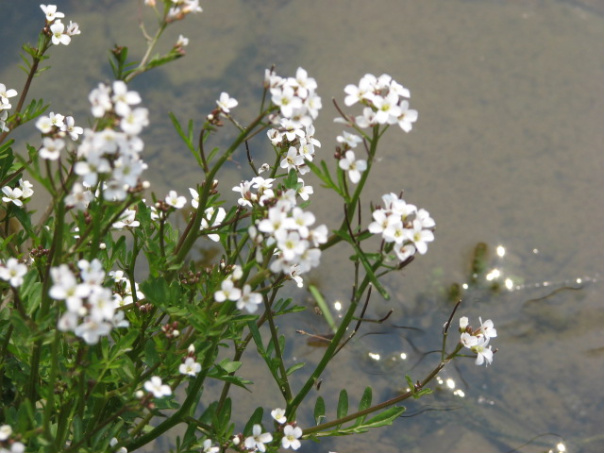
[1,1,602,452]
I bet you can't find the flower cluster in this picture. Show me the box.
[164,0,203,21]
[41,4,80,46]
[1,82,17,132]
[336,131,367,184]
[36,111,84,143]
[271,408,303,450]
[459,317,498,366]
[0,424,24,453]
[68,81,149,203]
[266,67,322,176]
[252,190,328,287]
[368,192,435,262]
[109,269,145,307]
[49,259,130,344]
[1,179,34,207]
[213,266,263,313]
[342,73,418,132]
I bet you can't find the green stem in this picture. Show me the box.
[172,111,270,265]
[303,344,464,436]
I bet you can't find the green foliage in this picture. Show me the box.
[0,2,483,453]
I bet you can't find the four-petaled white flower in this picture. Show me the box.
[214,278,242,303]
[281,424,303,450]
[0,258,28,288]
[236,285,263,313]
[0,83,17,107]
[165,190,187,209]
[216,92,238,113]
[244,424,273,453]
[271,408,287,424]
[40,4,65,22]
[179,357,202,377]
[50,20,72,46]
[144,376,172,398]
[338,150,367,184]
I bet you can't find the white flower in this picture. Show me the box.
[2,186,24,207]
[336,131,362,148]
[236,285,263,313]
[404,219,434,255]
[244,425,273,453]
[0,258,27,288]
[201,206,226,242]
[66,21,81,36]
[50,20,71,46]
[39,137,65,160]
[202,439,219,453]
[478,317,497,339]
[144,376,172,397]
[216,92,238,113]
[0,110,8,132]
[397,100,418,133]
[165,190,186,209]
[64,116,83,140]
[65,183,93,210]
[112,209,139,229]
[0,424,12,441]
[40,4,65,22]
[89,83,112,118]
[214,278,241,303]
[271,408,287,424]
[120,107,149,135]
[74,317,112,344]
[473,336,494,366]
[459,316,469,330]
[280,146,304,173]
[281,424,302,450]
[0,83,17,106]
[338,150,367,184]
[176,34,189,47]
[112,81,141,117]
[179,357,202,377]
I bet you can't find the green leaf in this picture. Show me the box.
[337,390,349,419]
[314,396,326,425]
[358,386,372,411]
[218,358,242,374]
[352,386,373,427]
[362,406,405,428]
[309,285,336,333]
[243,407,264,436]
[285,362,305,376]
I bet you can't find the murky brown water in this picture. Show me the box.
[1,1,603,452]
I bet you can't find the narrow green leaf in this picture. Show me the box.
[314,396,326,425]
[337,389,349,419]
[358,386,372,412]
[285,362,305,375]
[243,407,264,436]
[309,285,336,333]
[362,406,405,428]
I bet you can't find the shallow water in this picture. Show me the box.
[1,1,603,452]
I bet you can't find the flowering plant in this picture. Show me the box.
[0,3,497,453]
